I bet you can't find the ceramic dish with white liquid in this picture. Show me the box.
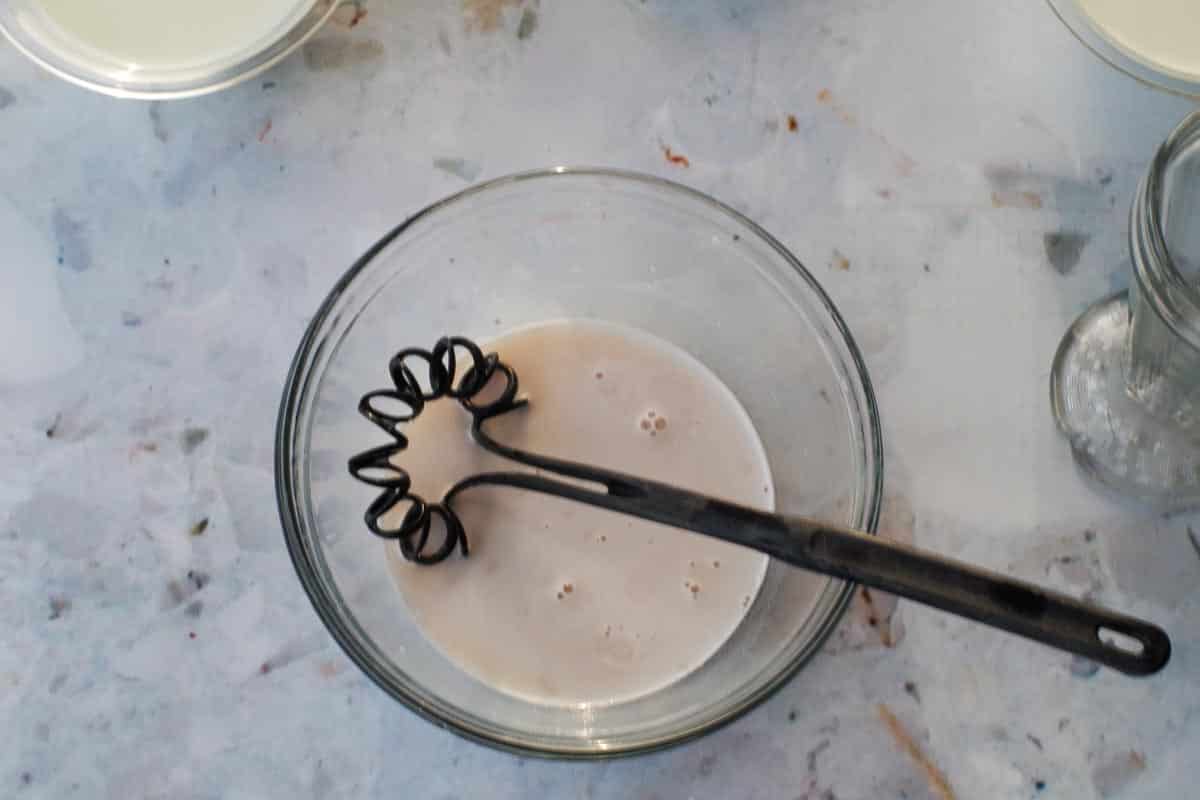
[276,168,884,757]
[0,0,342,98]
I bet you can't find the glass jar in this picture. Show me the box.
[1052,110,1200,506]
[1127,110,1200,431]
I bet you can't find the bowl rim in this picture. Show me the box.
[1044,0,1200,98]
[275,166,885,758]
[0,0,341,99]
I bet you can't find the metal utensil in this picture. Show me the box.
[349,337,1171,677]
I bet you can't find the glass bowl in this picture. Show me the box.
[0,0,340,99]
[275,168,884,757]
[1046,0,1200,97]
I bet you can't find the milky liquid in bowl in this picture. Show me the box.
[387,319,778,706]
[32,0,316,69]
[1076,0,1200,81]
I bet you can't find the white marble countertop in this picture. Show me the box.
[3,1,1199,797]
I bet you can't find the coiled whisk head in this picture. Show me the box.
[347,336,523,564]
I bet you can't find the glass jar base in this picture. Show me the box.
[1051,291,1200,509]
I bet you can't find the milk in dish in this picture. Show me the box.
[388,320,776,706]
[33,0,316,69]
[1075,0,1200,80]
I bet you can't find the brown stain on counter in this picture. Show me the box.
[859,586,891,646]
[1092,750,1147,797]
[662,145,690,167]
[302,37,385,71]
[817,87,855,124]
[815,88,916,176]
[464,0,522,32]
[991,190,1043,209]
[878,703,957,800]
[331,2,367,28]
[985,163,1105,210]
[829,494,916,652]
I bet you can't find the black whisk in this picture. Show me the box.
[348,336,1171,676]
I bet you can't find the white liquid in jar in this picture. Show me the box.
[32,0,317,70]
[1075,0,1200,80]
[387,320,777,706]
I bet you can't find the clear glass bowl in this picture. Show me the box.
[275,168,884,757]
[0,0,339,99]
[1046,0,1200,97]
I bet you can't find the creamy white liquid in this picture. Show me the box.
[387,320,775,706]
[1076,0,1200,80]
[33,0,316,69]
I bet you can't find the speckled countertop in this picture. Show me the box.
[3,1,1199,798]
